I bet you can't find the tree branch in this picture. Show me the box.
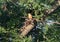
[45,0,60,14]
[19,0,60,37]
[20,24,34,37]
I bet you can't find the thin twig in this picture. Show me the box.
[52,22,60,24]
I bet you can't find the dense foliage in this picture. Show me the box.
[0,0,60,42]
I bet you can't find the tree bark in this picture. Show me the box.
[20,24,34,37]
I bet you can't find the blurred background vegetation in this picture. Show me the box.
[0,0,60,42]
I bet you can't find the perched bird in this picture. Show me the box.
[28,13,32,20]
